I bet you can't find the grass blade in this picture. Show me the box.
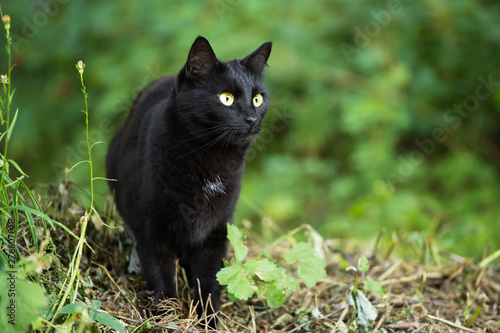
[478,248,500,268]
[6,107,18,141]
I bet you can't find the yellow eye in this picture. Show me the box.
[219,92,234,106]
[253,94,263,107]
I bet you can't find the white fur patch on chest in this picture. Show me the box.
[202,175,226,199]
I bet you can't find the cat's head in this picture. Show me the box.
[175,36,272,148]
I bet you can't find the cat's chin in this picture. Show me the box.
[232,133,257,147]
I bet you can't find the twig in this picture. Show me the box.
[373,311,387,331]
[331,306,349,333]
[287,309,342,333]
[474,266,486,287]
[483,277,500,294]
[93,261,141,319]
[385,322,420,329]
[248,305,256,332]
[443,264,464,285]
[380,271,443,286]
[427,314,478,333]
[218,311,252,331]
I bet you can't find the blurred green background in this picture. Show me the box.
[2,0,500,258]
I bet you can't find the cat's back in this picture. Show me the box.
[106,75,175,190]
[125,75,175,135]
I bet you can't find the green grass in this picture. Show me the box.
[0,12,122,331]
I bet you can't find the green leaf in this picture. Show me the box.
[227,291,239,303]
[297,256,327,288]
[5,204,80,240]
[347,287,378,332]
[307,227,325,259]
[59,302,86,314]
[95,312,126,333]
[265,285,287,307]
[263,249,272,260]
[227,224,248,263]
[217,264,241,285]
[283,242,312,264]
[358,256,369,273]
[6,159,28,177]
[6,108,18,141]
[270,268,300,293]
[89,300,101,322]
[284,242,326,287]
[244,258,280,282]
[363,276,385,297]
[0,274,48,333]
[337,253,351,270]
[216,264,254,300]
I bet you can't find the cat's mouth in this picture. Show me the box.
[233,131,257,146]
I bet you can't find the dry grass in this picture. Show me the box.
[26,183,500,332]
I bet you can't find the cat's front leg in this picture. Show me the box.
[135,239,178,306]
[179,224,228,321]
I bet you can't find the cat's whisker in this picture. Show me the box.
[177,130,229,157]
[173,124,228,143]
[224,131,238,149]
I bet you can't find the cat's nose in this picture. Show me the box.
[245,116,257,125]
[245,116,258,131]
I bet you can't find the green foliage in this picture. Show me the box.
[0,14,123,331]
[347,286,378,333]
[217,224,325,307]
[0,9,51,332]
[0,272,47,333]
[283,242,327,288]
[227,222,248,263]
[345,256,383,332]
[217,263,255,301]
[59,300,126,333]
[363,276,385,298]
[357,256,370,274]
[2,0,500,258]
[355,256,385,298]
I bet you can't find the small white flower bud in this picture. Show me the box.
[2,15,10,31]
[77,60,85,75]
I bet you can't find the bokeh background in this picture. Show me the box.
[2,0,500,258]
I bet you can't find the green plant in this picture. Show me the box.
[462,290,486,328]
[216,223,326,307]
[0,271,47,332]
[46,60,122,332]
[0,9,61,332]
[345,256,382,332]
[58,300,126,333]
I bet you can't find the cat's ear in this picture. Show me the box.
[186,36,218,78]
[242,41,272,75]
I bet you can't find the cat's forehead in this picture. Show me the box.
[222,60,261,89]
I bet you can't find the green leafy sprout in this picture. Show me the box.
[345,256,385,332]
[59,300,126,333]
[217,223,327,307]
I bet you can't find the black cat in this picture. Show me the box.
[105,36,272,321]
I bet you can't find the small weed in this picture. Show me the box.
[47,60,124,332]
[59,300,126,333]
[344,256,382,332]
[217,223,327,307]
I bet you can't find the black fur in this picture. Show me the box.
[106,36,272,321]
